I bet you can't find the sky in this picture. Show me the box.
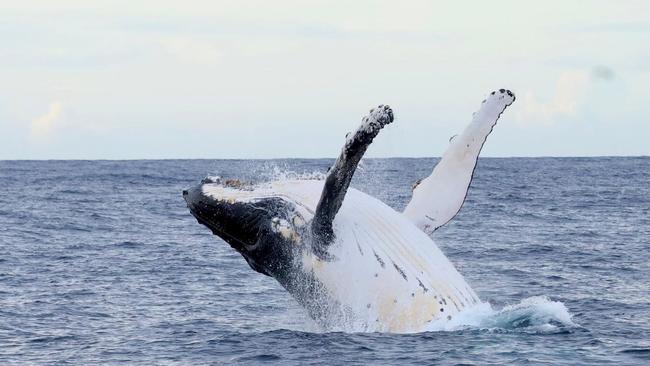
[1,0,649,159]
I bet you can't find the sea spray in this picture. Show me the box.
[423,296,576,333]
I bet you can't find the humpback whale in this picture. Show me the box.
[183,89,516,332]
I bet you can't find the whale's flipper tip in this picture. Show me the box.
[356,105,394,139]
[472,88,515,127]
[488,88,516,107]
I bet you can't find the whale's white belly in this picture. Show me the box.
[260,180,480,332]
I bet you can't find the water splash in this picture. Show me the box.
[203,163,326,187]
[295,296,577,335]
[425,296,577,334]
[260,164,326,182]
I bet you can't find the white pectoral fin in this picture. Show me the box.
[403,89,515,234]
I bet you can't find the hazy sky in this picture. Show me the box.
[1,1,649,159]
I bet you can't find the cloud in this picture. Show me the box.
[592,65,615,81]
[30,102,62,139]
[517,71,590,125]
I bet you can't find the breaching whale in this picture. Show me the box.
[183,89,516,332]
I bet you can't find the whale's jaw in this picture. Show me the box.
[183,182,302,277]
[183,185,261,253]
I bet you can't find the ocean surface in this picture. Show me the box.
[1,157,648,365]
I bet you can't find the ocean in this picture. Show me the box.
[1,158,648,365]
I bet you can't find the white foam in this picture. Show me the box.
[423,295,577,333]
[297,296,576,334]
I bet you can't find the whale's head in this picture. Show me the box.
[183,178,304,277]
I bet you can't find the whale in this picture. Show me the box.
[183,89,516,332]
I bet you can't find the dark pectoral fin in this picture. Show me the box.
[311,105,394,256]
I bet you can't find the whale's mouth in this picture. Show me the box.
[183,184,261,253]
[183,181,299,277]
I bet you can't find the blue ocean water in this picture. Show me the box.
[0,158,648,365]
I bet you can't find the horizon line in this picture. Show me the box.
[1,155,648,162]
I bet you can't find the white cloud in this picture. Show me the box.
[30,102,63,139]
[1,1,647,158]
[517,71,590,125]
